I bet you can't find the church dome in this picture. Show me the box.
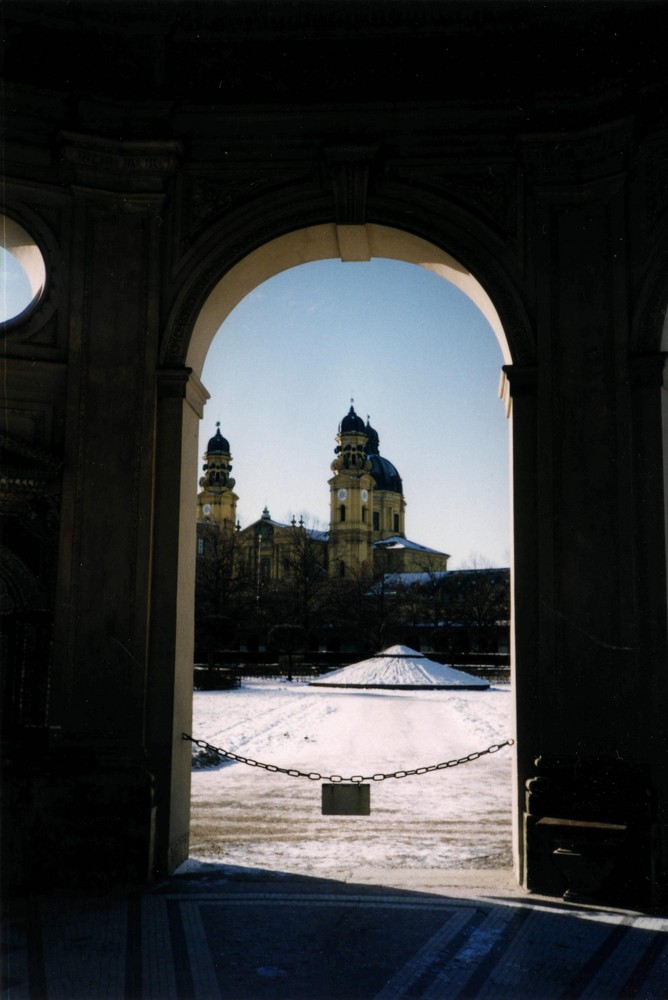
[365,419,380,456]
[364,418,402,491]
[340,405,365,435]
[369,454,403,493]
[207,424,230,454]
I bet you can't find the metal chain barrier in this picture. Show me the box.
[182,733,514,783]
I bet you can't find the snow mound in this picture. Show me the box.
[310,644,489,690]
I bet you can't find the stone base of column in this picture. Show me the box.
[2,747,156,893]
[523,756,657,908]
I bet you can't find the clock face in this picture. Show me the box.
[337,488,348,501]
[202,503,212,516]
[361,489,369,502]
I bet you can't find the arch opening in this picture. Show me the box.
[186,224,512,378]
[182,225,515,879]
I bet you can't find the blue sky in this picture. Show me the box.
[1,248,510,568]
[1,247,32,318]
[199,259,510,569]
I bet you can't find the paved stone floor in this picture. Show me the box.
[3,867,667,999]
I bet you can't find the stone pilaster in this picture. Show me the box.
[38,135,181,888]
[501,363,538,887]
[147,367,209,876]
[517,127,666,901]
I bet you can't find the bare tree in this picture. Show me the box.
[369,556,509,654]
[195,525,254,655]
[324,566,378,653]
[438,561,510,652]
[448,554,509,629]
[267,623,307,681]
[279,517,329,636]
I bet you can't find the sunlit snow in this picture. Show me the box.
[187,677,513,878]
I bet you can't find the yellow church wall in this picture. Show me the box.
[196,404,448,583]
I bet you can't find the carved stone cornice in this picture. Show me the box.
[157,367,209,418]
[519,120,632,186]
[502,364,538,398]
[388,159,519,239]
[180,173,273,249]
[59,132,182,193]
[178,163,315,252]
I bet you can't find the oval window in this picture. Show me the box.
[1,215,47,322]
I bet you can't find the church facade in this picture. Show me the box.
[196,404,450,583]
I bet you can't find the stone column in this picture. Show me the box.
[147,367,208,877]
[40,135,180,888]
[501,363,538,887]
[518,129,666,904]
[629,352,668,897]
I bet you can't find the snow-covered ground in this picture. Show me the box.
[187,680,514,877]
[310,644,490,689]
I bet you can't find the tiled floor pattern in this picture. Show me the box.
[3,877,668,999]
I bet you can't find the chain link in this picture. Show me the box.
[183,733,514,783]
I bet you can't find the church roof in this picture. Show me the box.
[368,453,403,493]
[364,419,380,454]
[207,423,230,454]
[357,415,402,492]
[378,570,450,588]
[238,513,328,542]
[339,404,365,435]
[374,536,449,557]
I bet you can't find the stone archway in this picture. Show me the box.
[3,0,668,909]
[153,220,534,882]
[184,224,513,375]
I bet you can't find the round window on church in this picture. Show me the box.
[1,215,47,323]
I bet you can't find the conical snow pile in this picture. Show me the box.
[310,645,490,690]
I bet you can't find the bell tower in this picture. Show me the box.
[196,422,239,531]
[328,404,374,577]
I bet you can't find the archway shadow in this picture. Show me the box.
[7,862,666,999]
